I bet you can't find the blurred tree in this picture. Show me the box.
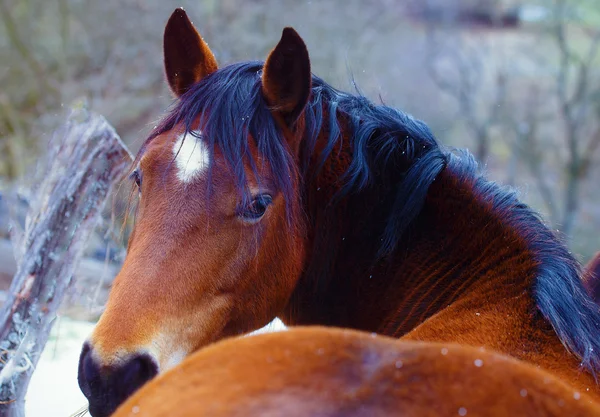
[425,31,508,162]
[425,0,600,243]
[548,0,600,239]
[0,0,61,178]
[501,0,600,240]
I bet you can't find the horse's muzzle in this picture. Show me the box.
[77,342,158,417]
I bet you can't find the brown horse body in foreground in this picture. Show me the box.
[112,327,599,417]
[78,8,600,416]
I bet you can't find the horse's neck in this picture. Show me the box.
[378,166,541,335]
[398,166,600,395]
[282,125,599,396]
[284,152,540,336]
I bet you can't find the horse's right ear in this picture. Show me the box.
[163,8,218,97]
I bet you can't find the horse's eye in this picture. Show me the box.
[239,194,273,223]
[130,169,142,191]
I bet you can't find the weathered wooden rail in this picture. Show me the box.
[0,238,120,317]
[0,105,132,417]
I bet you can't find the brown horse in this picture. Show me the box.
[110,327,600,417]
[78,8,600,416]
[584,252,600,304]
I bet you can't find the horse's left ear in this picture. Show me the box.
[262,28,311,126]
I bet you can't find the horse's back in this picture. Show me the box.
[113,327,599,417]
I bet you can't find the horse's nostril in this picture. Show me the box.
[121,354,159,394]
[77,344,158,417]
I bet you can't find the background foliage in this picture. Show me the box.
[0,0,598,261]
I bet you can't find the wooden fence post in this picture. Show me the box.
[0,104,132,417]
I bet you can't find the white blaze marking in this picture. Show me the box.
[173,130,210,183]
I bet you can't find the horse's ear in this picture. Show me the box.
[262,27,311,125]
[583,252,600,303]
[163,8,218,97]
